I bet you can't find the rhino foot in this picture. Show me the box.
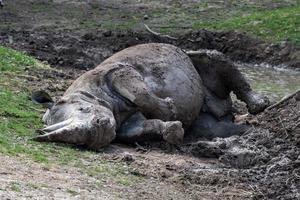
[162,121,184,145]
[244,91,270,114]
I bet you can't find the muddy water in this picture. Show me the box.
[237,63,300,101]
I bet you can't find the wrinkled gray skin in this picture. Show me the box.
[32,43,269,150]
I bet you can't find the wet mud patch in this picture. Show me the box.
[1,29,299,71]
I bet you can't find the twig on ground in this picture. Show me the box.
[144,24,178,40]
[242,126,255,136]
[149,25,192,29]
[266,88,300,110]
[134,142,149,153]
[184,49,224,56]
[278,116,289,138]
[292,121,300,130]
[293,169,300,179]
[253,184,265,198]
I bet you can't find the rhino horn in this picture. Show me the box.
[38,118,73,133]
[32,121,89,145]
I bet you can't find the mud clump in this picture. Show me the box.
[1,29,299,71]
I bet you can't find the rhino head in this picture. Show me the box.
[31,91,116,150]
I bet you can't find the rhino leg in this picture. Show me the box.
[188,113,250,140]
[110,65,177,121]
[202,87,233,119]
[216,62,270,114]
[116,112,184,145]
[189,53,270,114]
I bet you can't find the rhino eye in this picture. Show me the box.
[79,107,91,113]
[56,100,66,105]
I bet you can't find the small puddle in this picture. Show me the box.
[236,63,300,101]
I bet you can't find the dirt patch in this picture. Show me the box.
[0,153,200,200]
[0,155,116,199]
[1,29,299,71]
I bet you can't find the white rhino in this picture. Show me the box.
[32,43,269,150]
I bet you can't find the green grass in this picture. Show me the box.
[0,46,143,187]
[0,77,77,163]
[10,182,21,192]
[192,5,300,46]
[0,47,37,72]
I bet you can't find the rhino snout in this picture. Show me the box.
[86,117,116,150]
[33,116,116,150]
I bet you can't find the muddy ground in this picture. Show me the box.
[1,29,299,71]
[2,62,299,199]
[0,0,300,199]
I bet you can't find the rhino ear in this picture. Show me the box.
[31,91,54,109]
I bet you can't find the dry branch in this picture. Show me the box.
[266,88,300,110]
[184,49,224,56]
[144,24,178,40]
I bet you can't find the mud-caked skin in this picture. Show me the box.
[32,43,270,150]
[188,50,270,116]
[187,50,270,139]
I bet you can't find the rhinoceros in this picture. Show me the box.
[32,43,269,150]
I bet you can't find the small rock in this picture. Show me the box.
[279,45,292,57]
[103,31,112,37]
[121,152,135,163]
[143,15,149,20]
[8,35,13,44]
[264,46,273,54]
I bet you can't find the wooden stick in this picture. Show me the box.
[184,49,224,56]
[149,25,191,29]
[144,24,178,40]
[266,88,300,110]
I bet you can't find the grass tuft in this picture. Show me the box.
[0,47,37,72]
[192,5,300,46]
